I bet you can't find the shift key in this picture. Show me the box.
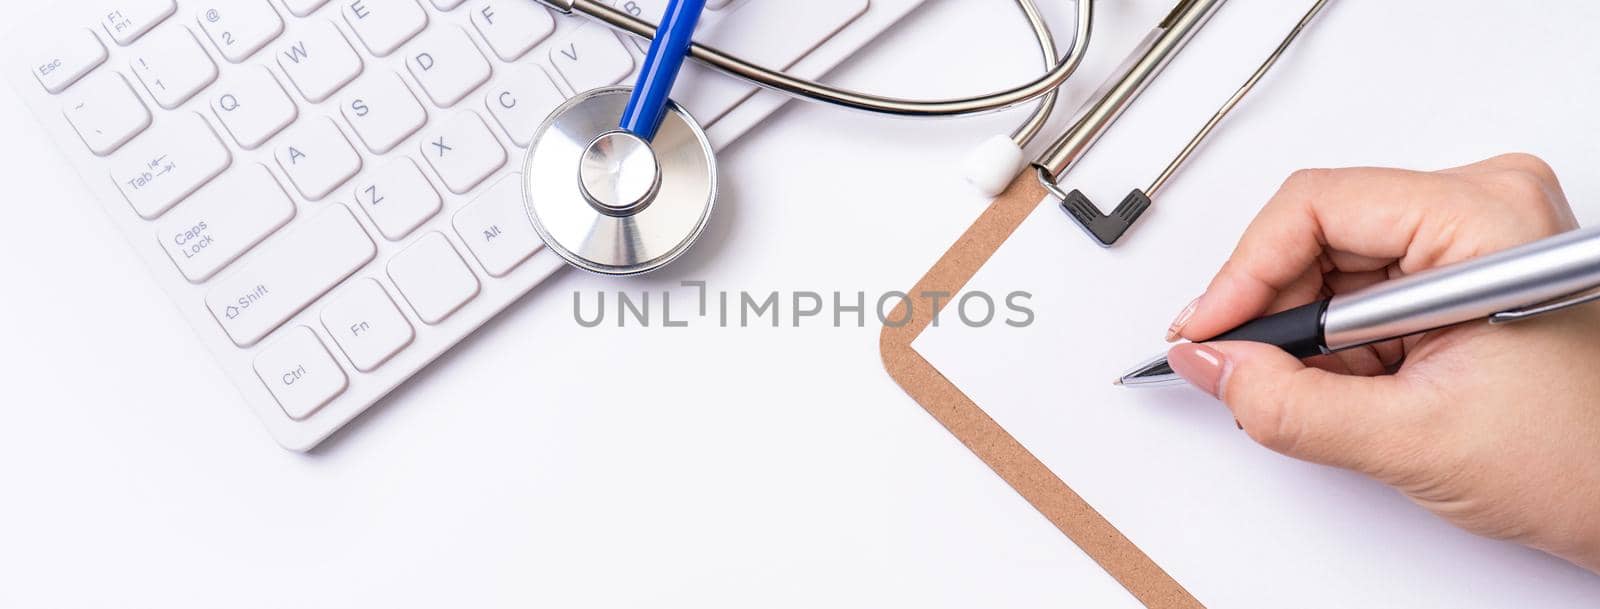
[207,204,375,347]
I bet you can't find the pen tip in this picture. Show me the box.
[1112,378,1124,387]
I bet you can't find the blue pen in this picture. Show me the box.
[618,0,707,141]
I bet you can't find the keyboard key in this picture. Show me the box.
[470,0,555,62]
[320,278,414,372]
[353,157,440,240]
[484,64,563,147]
[128,26,218,110]
[110,112,232,219]
[340,72,427,154]
[277,20,363,103]
[155,164,295,281]
[429,0,466,10]
[30,28,108,94]
[405,26,492,108]
[343,0,428,57]
[549,25,634,94]
[254,326,347,419]
[281,0,332,16]
[418,111,504,194]
[212,65,298,149]
[196,0,285,62]
[453,173,540,276]
[100,0,178,46]
[388,232,478,324]
[616,0,739,25]
[128,25,219,109]
[274,116,363,200]
[63,72,151,155]
[207,204,376,347]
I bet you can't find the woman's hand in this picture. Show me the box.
[1165,153,1600,572]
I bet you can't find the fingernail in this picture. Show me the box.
[1167,343,1230,398]
[1166,296,1201,342]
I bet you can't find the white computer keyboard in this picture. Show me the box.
[4,0,927,450]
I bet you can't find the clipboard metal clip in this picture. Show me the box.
[1034,0,1331,247]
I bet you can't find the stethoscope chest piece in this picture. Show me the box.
[523,86,716,276]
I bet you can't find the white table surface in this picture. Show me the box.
[2,1,1593,607]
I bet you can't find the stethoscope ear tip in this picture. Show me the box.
[963,134,1027,199]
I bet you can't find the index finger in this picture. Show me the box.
[1180,166,1450,340]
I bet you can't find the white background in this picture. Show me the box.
[2,0,1597,607]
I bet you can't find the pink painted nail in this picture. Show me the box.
[1167,343,1230,398]
[1166,296,1201,342]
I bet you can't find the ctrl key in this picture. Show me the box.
[254,326,348,420]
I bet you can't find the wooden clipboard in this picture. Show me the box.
[879,170,1203,609]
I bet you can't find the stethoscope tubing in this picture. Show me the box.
[619,0,706,140]
[539,0,1093,148]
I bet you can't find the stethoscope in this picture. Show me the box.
[524,0,1088,276]
[523,0,1328,274]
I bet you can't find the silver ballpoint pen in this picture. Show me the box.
[1118,225,1600,386]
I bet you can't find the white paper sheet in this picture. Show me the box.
[915,0,1600,606]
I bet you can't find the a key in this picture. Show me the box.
[549,25,634,94]
[418,111,504,194]
[340,72,427,154]
[353,157,440,240]
[453,173,541,277]
[387,232,479,324]
[101,0,178,46]
[253,326,348,419]
[429,0,466,9]
[274,116,363,200]
[110,112,233,219]
[342,0,428,57]
[405,25,492,108]
[128,26,218,110]
[484,64,564,148]
[63,72,151,156]
[470,0,555,62]
[155,164,295,282]
[196,0,285,63]
[280,0,332,17]
[207,204,376,347]
[30,28,108,94]
[320,278,414,372]
[277,20,363,103]
[212,65,298,149]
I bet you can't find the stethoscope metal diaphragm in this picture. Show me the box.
[523,87,717,276]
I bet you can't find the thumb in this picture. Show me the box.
[1167,341,1429,475]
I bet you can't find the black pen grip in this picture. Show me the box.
[1208,299,1330,359]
